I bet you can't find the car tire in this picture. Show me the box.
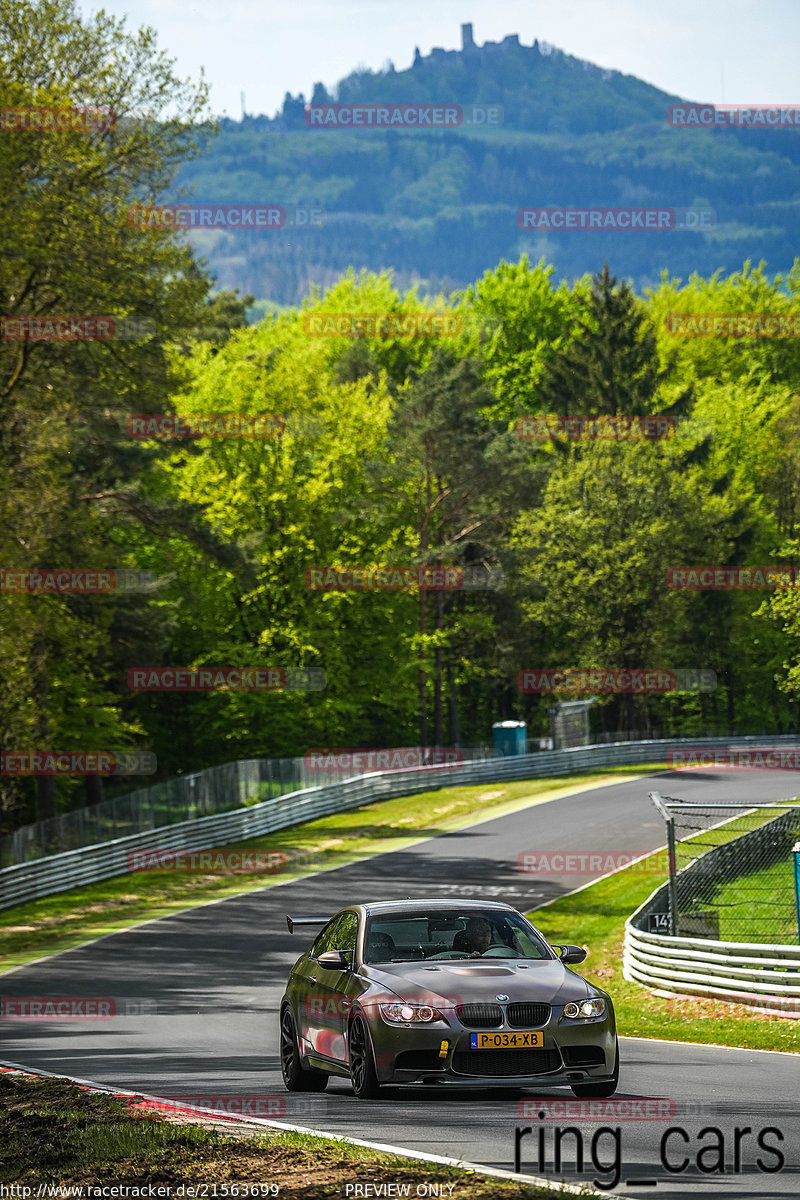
[348,1013,381,1099]
[569,1038,619,1098]
[280,1006,328,1092]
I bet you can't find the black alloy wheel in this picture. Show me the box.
[280,1006,328,1092]
[348,1013,381,1099]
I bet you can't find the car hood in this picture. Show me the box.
[362,959,592,1007]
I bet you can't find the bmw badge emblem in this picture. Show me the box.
[496,994,509,1001]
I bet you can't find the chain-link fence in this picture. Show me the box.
[651,794,800,943]
[0,746,498,868]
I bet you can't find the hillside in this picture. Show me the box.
[175,26,800,305]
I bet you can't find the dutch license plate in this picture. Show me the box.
[469,1030,544,1049]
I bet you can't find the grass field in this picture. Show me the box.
[0,1072,561,1197]
[660,803,800,941]
[710,854,799,942]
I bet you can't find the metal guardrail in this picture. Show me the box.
[624,914,800,1013]
[3,734,800,914]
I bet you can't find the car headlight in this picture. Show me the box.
[379,1002,442,1023]
[563,998,606,1019]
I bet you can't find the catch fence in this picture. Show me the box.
[0,748,493,868]
[650,793,800,943]
[0,727,724,868]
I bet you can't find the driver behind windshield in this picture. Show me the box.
[463,915,493,956]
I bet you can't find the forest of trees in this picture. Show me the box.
[3,0,800,838]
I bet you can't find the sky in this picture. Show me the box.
[75,0,800,120]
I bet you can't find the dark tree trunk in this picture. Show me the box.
[32,633,56,823]
[447,660,461,745]
[433,588,444,746]
[726,664,735,733]
[84,774,105,806]
[418,588,428,747]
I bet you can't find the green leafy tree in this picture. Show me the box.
[455,256,582,421]
[512,436,755,734]
[365,349,535,745]
[0,0,214,829]
[133,308,414,767]
[536,262,693,422]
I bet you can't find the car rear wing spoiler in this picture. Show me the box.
[286,915,330,934]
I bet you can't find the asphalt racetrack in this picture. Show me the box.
[2,768,800,1198]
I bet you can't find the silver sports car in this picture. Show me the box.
[279,898,618,1099]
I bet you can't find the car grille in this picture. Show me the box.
[562,1046,606,1066]
[452,1049,560,1077]
[394,1049,445,1072]
[507,1003,550,1027]
[456,1003,503,1028]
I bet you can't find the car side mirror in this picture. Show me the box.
[554,944,587,965]
[317,949,352,970]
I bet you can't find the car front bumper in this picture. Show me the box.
[369,1011,617,1087]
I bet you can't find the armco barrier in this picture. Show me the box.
[624,916,800,1011]
[3,735,800,913]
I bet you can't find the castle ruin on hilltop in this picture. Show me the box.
[415,24,543,67]
[273,25,555,129]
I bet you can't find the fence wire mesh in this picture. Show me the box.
[0,746,497,868]
[653,795,800,944]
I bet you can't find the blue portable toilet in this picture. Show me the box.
[492,720,527,756]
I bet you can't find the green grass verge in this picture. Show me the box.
[0,766,661,973]
[672,804,800,944]
[711,855,798,942]
[0,1072,567,1196]
[527,845,800,1055]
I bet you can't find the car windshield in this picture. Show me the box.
[362,909,551,963]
